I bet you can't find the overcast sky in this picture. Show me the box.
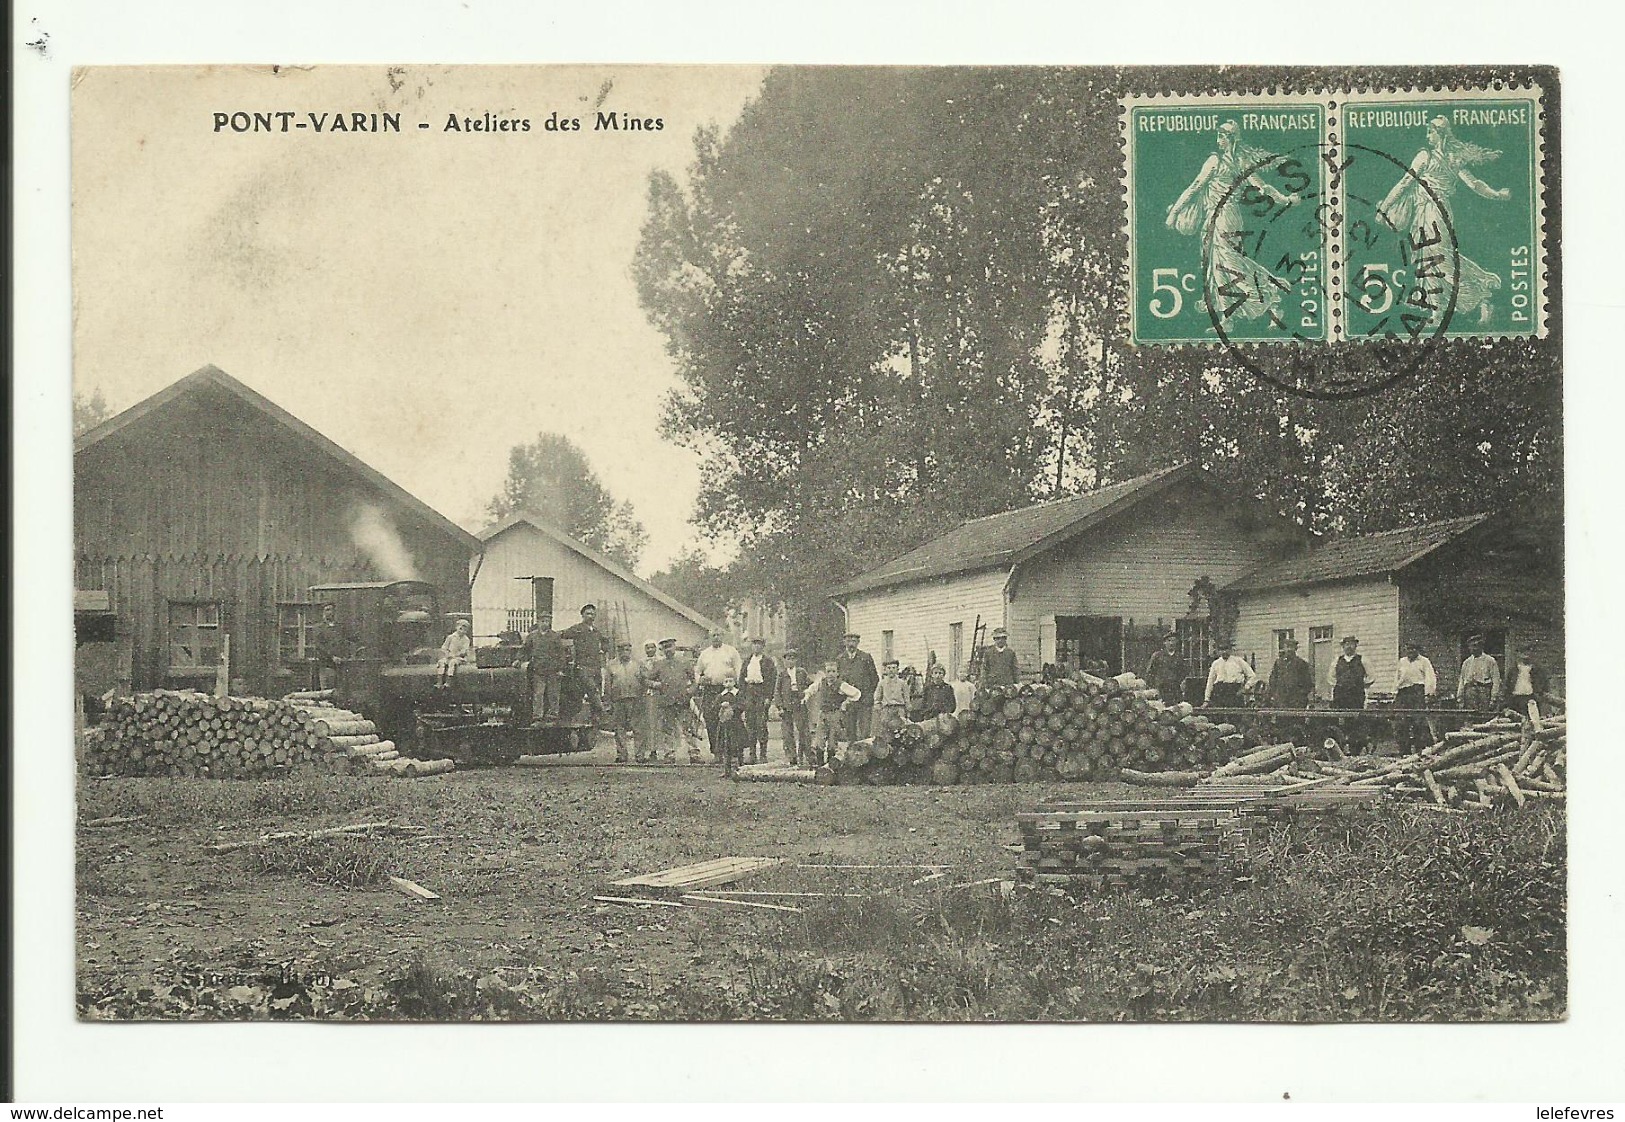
[72,65,766,573]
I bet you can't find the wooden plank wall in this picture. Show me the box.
[75,386,474,696]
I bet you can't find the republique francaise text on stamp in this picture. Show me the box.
[1124,84,1546,356]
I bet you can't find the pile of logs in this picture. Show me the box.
[1309,712,1567,811]
[826,674,1246,786]
[81,689,455,780]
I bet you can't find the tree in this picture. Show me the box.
[636,64,1560,645]
[646,548,737,625]
[73,388,112,436]
[487,433,649,569]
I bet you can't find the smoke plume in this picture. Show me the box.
[349,504,420,581]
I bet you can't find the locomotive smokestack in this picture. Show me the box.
[349,503,420,581]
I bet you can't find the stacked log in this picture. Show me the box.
[82,690,455,780]
[826,674,1245,786]
[1316,712,1567,810]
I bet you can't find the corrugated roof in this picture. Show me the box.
[836,463,1195,596]
[480,512,723,634]
[1226,514,1490,593]
[75,365,482,552]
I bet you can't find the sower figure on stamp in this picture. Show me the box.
[1458,634,1501,713]
[1378,117,1512,327]
[739,637,776,765]
[1165,120,1299,328]
[774,648,813,765]
[605,640,648,763]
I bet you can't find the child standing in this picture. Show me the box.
[805,659,860,766]
[715,701,750,778]
[875,658,910,736]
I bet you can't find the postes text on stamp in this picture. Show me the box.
[1125,96,1330,346]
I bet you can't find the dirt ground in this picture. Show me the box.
[76,729,1062,1014]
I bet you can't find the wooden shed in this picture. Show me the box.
[74,365,481,697]
[471,512,720,650]
[833,464,1305,686]
[1227,512,1564,697]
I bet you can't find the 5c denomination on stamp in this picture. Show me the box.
[1125,96,1330,345]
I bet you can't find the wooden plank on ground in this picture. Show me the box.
[681,893,803,914]
[388,876,441,902]
[611,856,781,890]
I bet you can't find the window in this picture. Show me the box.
[1174,617,1211,680]
[507,608,536,636]
[882,630,895,665]
[1273,628,1296,657]
[949,622,964,680]
[278,603,322,666]
[168,601,221,669]
[1308,625,1335,698]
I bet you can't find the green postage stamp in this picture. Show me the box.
[1124,85,1546,348]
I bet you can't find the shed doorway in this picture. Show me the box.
[1056,615,1123,675]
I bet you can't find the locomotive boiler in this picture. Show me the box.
[310,579,594,765]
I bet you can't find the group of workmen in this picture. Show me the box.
[448,605,966,772]
[1140,628,1551,733]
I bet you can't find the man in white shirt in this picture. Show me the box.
[739,637,776,764]
[1204,641,1257,706]
[694,630,742,755]
[1394,641,1437,752]
[1457,634,1501,712]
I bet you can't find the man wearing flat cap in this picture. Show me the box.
[1264,637,1315,709]
[976,626,1020,690]
[836,632,880,741]
[774,648,812,765]
[649,637,701,763]
[1329,635,1374,710]
[1204,639,1257,706]
[1457,633,1501,712]
[739,637,777,764]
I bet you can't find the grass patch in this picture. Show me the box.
[248,834,390,889]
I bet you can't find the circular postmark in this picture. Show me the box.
[1201,140,1461,400]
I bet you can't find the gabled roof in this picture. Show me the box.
[1226,513,1491,593]
[75,365,481,552]
[480,512,722,633]
[836,463,1199,596]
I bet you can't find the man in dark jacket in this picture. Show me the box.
[1143,632,1185,703]
[774,648,812,765]
[738,637,776,764]
[1264,638,1315,708]
[920,663,958,717]
[1329,636,1373,710]
[521,614,567,721]
[836,632,880,741]
[976,627,1020,690]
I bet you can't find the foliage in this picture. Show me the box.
[485,432,648,569]
[248,834,390,889]
[645,547,741,625]
[73,388,112,437]
[634,65,1561,639]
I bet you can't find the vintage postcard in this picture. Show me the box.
[69,64,1563,1031]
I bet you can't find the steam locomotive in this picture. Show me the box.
[310,578,595,766]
